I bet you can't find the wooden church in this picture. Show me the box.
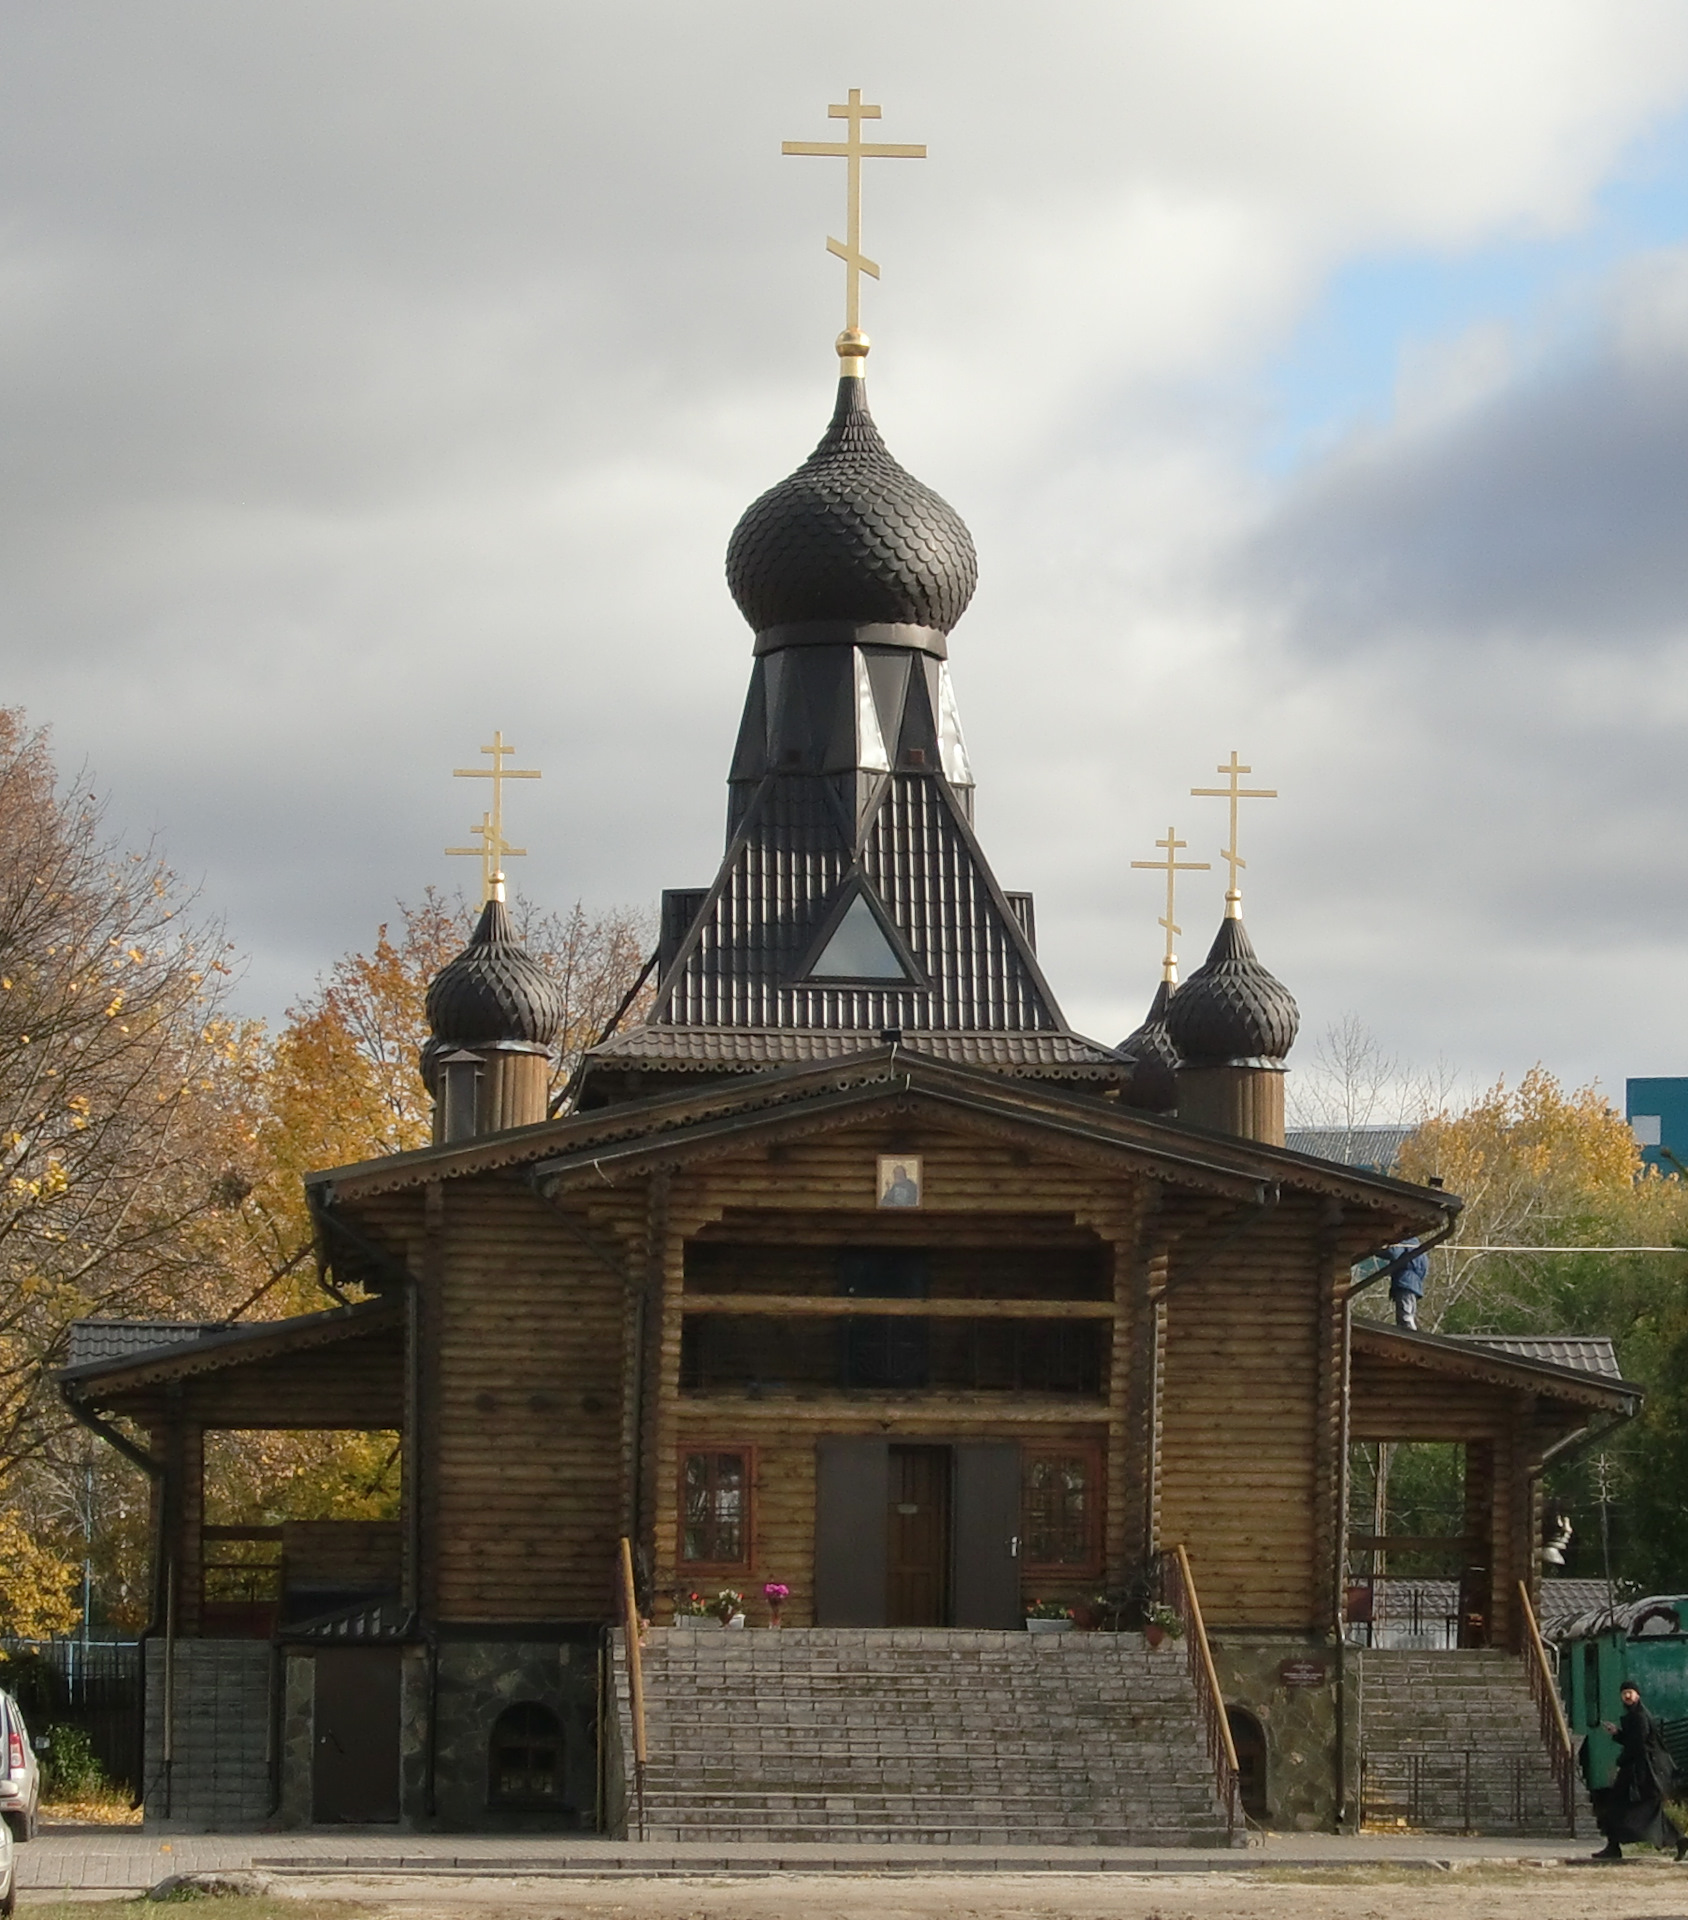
[59,103,1638,1840]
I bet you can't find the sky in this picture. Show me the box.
[6,0,1688,1120]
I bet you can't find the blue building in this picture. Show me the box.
[1623,1077,1688,1175]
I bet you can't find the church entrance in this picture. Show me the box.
[815,1437,1022,1628]
[887,1446,951,1625]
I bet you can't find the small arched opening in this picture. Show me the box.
[1226,1706,1269,1824]
[489,1701,563,1809]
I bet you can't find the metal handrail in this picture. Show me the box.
[1163,1544,1242,1839]
[1516,1579,1578,1833]
[618,1537,647,1839]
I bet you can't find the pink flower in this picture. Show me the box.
[763,1582,790,1603]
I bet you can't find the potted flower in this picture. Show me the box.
[714,1587,746,1628]
[1144,1601,1184,1649]
[1024,1598,1075,1635]
[763,1581,790,1628]
[672,1590,709,1630]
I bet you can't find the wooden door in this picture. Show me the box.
[887,1446,951,1626]
[312,1648,401,1823]
[815,1437,889,1625]
[952,1441,1022,1628]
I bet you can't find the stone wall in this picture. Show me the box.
[1211,1635,1358,1832]
[398,1635,600,1830]
[142,1638,273,1829]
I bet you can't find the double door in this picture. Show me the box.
[815,1437,1021,1628]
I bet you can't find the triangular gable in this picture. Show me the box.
[799,879,924,984]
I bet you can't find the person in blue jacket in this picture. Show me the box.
[1384,1239,1428,1330]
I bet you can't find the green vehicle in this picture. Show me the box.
[1557,1595,1688,1788]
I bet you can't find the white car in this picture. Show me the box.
[0,1693,38,1844]
[0,1810,13,1916]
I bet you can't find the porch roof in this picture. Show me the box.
[1351,1320,1641,1414]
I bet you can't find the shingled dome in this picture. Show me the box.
[424,896,566,1052]
[726,377,977,637]
[1118,979,1180,1112]
[1164,917,1299,1068]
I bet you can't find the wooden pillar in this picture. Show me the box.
[1113,1185,1163,1584]
[416,1179,445,1624]
[1310,1200,1348,1638]
[637,1168,674,1603]
[1175,1065,1286,1146]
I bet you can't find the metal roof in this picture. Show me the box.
[1554,1592,1688,1641]
[589,1025,1123,1078]
[65,1320,221,1369]
[1457,1334,1622,1380]
[1285,1125,1417,1170]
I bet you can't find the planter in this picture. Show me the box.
[1144,1623,1165,1648]
[721,1612,746,1629]
[1025,1617,1073,1634]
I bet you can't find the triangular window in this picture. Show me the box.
[808,894,911,981]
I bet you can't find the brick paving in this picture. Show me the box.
[17,1825,1593,1894]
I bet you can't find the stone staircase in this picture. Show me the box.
[611,1626,1239,1846]
[1357,1649,1587,1836]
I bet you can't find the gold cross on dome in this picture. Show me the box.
[783,89,925,363]
[1131,827,1210,985]
[446,810,525,906]
[449,731,540,904]
[1190,752,1278,918]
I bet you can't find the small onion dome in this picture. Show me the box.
[1117,979,1180,1112]
[1164,916,1299,1068]
[424,895,566,1053]
[726,377,977,636]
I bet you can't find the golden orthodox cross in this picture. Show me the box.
[1190,751,1277,918]
[448,731,540,903]
[445,810,522,905]
[1131,827,1210,985]
[782,89,925,362]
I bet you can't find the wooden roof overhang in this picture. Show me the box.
[306,1048,1456,1232]
[56,1296,405,1440]
[1351,1321,1642,1422]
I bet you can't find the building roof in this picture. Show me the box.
[1285,1125,1417,1170]
[1458,1334,1623,1380]
[1351,1320,1640,1413]
[65,1320,222,1369]
[1554,1592,1688,1642]
[58,1297,401,1395]
[588,1025,1124,1079]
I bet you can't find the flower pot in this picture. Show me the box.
[724,1612,746,1629]
[1025,1617,1073,1634]
[1144,1623,1165,1648]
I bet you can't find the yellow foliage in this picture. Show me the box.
[0,1507,79,1645]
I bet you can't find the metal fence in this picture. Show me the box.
[0,1638,141,1795]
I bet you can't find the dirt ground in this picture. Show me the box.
[25,1865,1688,1920]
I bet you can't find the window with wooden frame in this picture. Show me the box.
[1022,1444,1102,1574]
[679,1447,753,1567]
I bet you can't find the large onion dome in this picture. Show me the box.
[1117,979,1180,1112]
[424,894,566,1054]
[726,376,977,637]
[1164,917,1299,1068]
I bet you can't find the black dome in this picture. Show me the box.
[424,896,566,1051]
[726,377,977,635]
[1163,917,1299,1068]
[1117,979,1180,1113]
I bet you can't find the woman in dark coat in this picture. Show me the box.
[1592,1681,1687,1859]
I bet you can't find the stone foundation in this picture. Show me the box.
[143,1638,273,1829]
[1211,1635,1358,1832]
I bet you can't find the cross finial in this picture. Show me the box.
[1131,826,1211,986]
[782,88,926,373]
[447,731,540,905]
[1190,751,1278,919]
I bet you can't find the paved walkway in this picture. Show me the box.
[16,1825,1601,1894]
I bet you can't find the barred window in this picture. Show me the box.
[681,1449,749,1565]
[1023,1447,1099,1571]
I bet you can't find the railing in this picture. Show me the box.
[1161,1544,1242,1840]
[1517,1579,1578,1834]
[1361,1748,1544,1833]
[618,1536,648,1840]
